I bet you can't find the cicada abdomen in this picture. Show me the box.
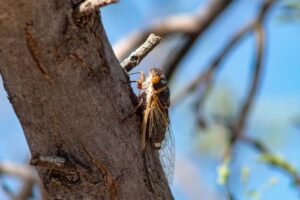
[136,68,175,192]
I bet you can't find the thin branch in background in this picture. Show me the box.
[240,135,269,153]
[162,0,233,79]
[113,10,205,61]
[221,22,266,200]
[171,24,252,106]
[78,0,118,15]
[121,34,162,72]
[0,161,41,200]
[0,161,40,182]
[230,23,265,144]
[172,0,274,106]
[14,180,35,200]
[113,0,233,78]
[241,135,300,186]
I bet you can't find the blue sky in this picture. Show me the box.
[1,0,300,199]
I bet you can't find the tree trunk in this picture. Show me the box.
[0,0,173,199]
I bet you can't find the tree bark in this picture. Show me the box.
[0,0,173,199]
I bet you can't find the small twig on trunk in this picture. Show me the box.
[78,0,118,15]
[121,34,162,72]
[30,154,77,172]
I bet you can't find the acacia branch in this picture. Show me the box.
[121,34,162,72]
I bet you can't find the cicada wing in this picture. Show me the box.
[147,101,175,184]
[159,123,175,184]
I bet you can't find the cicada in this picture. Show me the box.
[130,68,175,185]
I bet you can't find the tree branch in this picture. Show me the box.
[171,23,252,106]
[121,34,161,72]
[0,1,172,199]
[0,161,40,183]
[163,0,233,79]
[78,0,118,15]
[113,0,233,76]
[230,23,265,143]
[0,161,40,200]
[172,0,274,107]
[241,136,300,187]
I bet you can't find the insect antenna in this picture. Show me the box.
[127,71,143,76]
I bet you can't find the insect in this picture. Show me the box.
[128,68,175,184]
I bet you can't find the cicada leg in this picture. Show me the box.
[121,96,145,122]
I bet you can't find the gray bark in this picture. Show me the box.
[0,0,173,199]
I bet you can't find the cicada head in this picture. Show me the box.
[148,68,170,108]
[149,68,168,90]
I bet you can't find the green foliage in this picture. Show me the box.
[278,0,300,22]
[240,165,279,200]
[217,156,231,185]
[259,153,298,177]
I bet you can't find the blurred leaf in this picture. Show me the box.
[196,123,229,157]
[241,166,250,184]
[259,153,298,177]
[278,0,300,22]
[217,157,231,185]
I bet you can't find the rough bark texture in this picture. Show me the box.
[0,0,173,199]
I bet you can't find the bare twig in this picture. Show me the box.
[230,23,265,143]
[0,161,40,182]
[14,180,35,200]
[114,11,203,60]
[172,0,274,106]
[162,0,233,79]
[121,34,162,72]
[222,22,266,183]
[0,161,41,200]
[242,136,300,186]
[210,0,274,198]
[114,0,233,68]
[78,0,118,15]
[30,154,77,172]
[171,24,252,106]
[240,135,269,153]
[230,0,274,142]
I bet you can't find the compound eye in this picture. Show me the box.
[151,75,160,84]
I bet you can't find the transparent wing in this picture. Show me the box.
[147,101,175,184]
[159,122,175,184]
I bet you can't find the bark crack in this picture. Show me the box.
[24,22,52,83]
[81,142,119,200]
